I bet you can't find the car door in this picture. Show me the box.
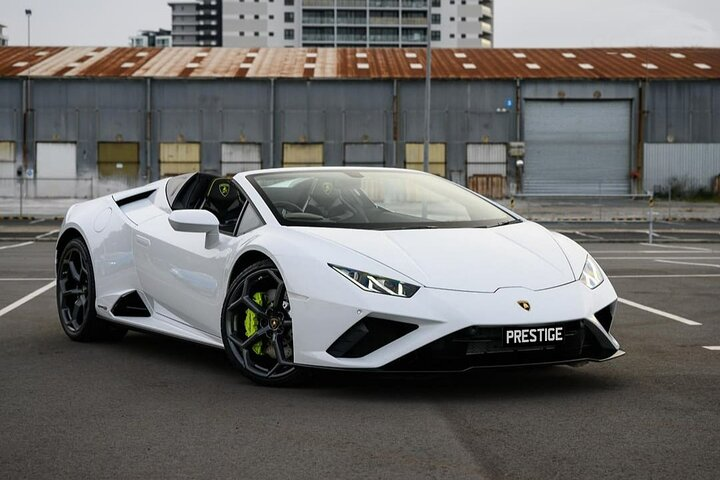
[133,179,250,337]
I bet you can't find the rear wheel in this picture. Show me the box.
[221,259,305,386]
[56,238,127,342]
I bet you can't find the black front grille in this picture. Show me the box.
[383,320,610,371]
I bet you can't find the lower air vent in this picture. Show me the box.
[327,317,418,358]
[111,291,151,317]
[594,301,616,332]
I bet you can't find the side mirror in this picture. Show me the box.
[169,209,220,249]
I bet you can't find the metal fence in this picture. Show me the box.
[503,192,658,243]
[0,177,95,217]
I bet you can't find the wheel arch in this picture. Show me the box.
[56,227,89,271]
[228,250,275,286]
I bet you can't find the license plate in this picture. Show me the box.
[503,326,564,347]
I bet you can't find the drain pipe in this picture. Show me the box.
[145,78,152,182]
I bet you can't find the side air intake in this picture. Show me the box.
[111,291,151,317]
[327,317,418,358]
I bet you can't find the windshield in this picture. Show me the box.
[248,169,518,230]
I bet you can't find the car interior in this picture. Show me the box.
[166,172,248,235]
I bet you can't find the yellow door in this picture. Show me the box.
[160,143,201,176]
[405,143,446,177]
[97,143,140,178]
[283,144,323,167]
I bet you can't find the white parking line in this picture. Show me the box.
[596,256,720,260]
[574,231,604,240]
[0,281,56,318]
[590,250,709,254]
[611,274,720,279]
[702,346,720,351]
[640,243,711,252]
[29,218,46,225]
[617,297,702,326]
[35,229,59,240]
[656,259,720,269]
[0,241,34,251]
[0,278,55,281]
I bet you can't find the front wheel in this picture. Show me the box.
[221,259,306,386]
[56,237,127,342]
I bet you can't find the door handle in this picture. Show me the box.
[135,235,151,247]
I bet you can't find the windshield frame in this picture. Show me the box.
[246,168,520,231]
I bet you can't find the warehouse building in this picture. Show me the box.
[0,46,718,198]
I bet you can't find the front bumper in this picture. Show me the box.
[285,262,621,369]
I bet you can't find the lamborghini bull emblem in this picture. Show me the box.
[219,183,230,197]
[517,300,531,311]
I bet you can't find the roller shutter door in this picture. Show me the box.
[524,101,631,194]
[344,143,384,166]
[35,142,78,197]
[221,143,262,175]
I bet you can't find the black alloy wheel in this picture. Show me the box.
[222,259,304,386]
[56,238,127,342]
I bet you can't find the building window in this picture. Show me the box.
[431,14,440,24]
[285,12,294,22]
[431,30,440,41]
[284,29,294,40]
[285,0,294,5]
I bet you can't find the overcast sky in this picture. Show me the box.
[1,0,719,47]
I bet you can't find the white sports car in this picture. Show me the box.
[56,167,623,385]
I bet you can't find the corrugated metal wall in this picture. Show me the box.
[644,144,720,192]
[0,76,717,196]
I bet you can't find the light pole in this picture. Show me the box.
[423,1,432,173]
[25,9,32,46]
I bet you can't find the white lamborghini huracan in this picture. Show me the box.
[56,168,623,385]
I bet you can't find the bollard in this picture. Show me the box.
[19,177,23,217]
[648,195,654,244]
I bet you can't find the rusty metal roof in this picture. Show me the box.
[0,46,718,80]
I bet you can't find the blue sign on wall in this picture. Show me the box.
[505,98,514,109]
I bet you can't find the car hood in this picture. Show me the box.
[294,222,576,293]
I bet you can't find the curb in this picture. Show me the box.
[0,216,64,221]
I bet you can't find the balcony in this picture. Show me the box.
[304,0,335,7]
[337,13,368,24]
[369,0,399,7]
[401,0,428,9]
[303,14,336,25]
[337,0,368,7]
[370,15,399,25]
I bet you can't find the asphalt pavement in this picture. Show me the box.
[0,239,719,479]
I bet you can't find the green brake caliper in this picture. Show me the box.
[244,292,265,355]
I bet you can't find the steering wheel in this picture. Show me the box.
[273,201,304,214]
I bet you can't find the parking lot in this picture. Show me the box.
[1,236,719,479]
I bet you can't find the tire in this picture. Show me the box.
[221,259,307,386]
[56,237,127,342]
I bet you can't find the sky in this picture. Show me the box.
[1,0,719,48]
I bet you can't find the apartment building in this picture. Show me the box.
[130,29,173,48]
[171,1,492,48]
[169,0,223,46]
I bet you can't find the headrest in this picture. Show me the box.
[310,180,340,208]
[207,178,239,207]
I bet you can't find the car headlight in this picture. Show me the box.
[579,255,604,289]
[329,265,420,298]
